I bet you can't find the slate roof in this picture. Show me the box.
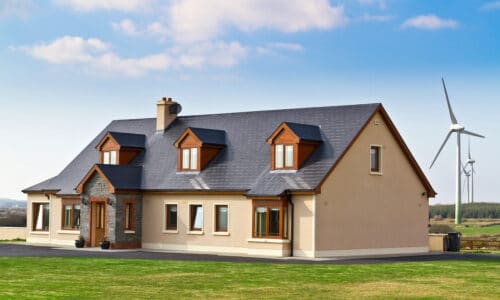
[107,131,146,148]
[97,164,142,190]
[189,127,226,145]
[283,122,323,142]
[23,103,382,196]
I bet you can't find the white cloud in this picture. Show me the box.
[0,0,35,19]
[401,15,458,30]
[146,22,169,36]
[481,1,500,10]
[20,36,109,64]
[52,0,149,12]
[112,19,139,36]
[17,36,247,76]
[168,0,346,43]
[257,42,304,55]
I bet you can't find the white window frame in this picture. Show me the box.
[284,145,294,167]
[370,144,383,175]
[110,150,117,165]
[103,151,110,164]
[162,201,179,234]
[187,203,204,235]
[275,144,284,168]
[213,203,230,236]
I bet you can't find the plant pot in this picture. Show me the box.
[100,241,110,249]
[75,239,85,248]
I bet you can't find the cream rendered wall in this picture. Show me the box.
[315,111,429,257]
[26,193,79,246]
[291,195,315,257]
[142,194,290,257]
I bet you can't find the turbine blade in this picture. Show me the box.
[442,78,458,124]
[430,130,453,169]
[462,130,485,138]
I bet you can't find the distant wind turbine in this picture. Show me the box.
[465,139,477,203]
[430,78,485,224]
[462,164,471,204]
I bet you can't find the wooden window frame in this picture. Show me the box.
[370,145,383,175]
[252,199,288,239]
[180,147,199,171]
[61,199,81,230]
[123,199,136,232]
[165,203,178,231]
[32,202,50,232]
[274,144,296,170]
[214,204,229,233]
[189,204,203,232]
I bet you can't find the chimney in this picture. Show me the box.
[156,97,182,131]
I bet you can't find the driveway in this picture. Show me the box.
[0,243,498,264]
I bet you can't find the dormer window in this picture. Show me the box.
[267,122,322,170]
[274,144,294,169]
[174,127,225,172]
[95,131,146,166]
[102,151,117,165]
[182,147,198,170]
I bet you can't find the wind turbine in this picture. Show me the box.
[465,139,477,203]
[430,78,485,224]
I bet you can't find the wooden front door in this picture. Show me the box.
[90,201,106,247]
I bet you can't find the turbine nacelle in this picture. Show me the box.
[450,124,464,131]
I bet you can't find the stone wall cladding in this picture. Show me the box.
[115,194,142,245]
[80,172,116,243]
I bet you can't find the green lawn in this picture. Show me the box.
[456,224,500,237]
[0,257,499,299]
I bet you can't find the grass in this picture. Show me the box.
[430,218,500,239]
[0,238,25,243]
[0,257,499,299]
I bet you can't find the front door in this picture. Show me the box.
[90,201,106,246]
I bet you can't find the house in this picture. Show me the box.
[22,98,435,257]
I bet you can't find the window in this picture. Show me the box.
[103,151,117,165]
[62,200,80,230]
[370,145,382,173]
[189,204,203,231]
[275,144,294,169]
[124,201,135,231]
[252,200,288,239]
[182,148,198,170]
[165,204,177,230]
[215,205,228,232]
[33,203,50,231]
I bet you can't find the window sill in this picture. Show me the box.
[124,230,136,234]
[187,230,204,235]
[30,231,49,235]
[57,230,79,234]
[212,232,230,236]
[176,171,200,175]
[270,169,297,174]
[370,171,383,176]
[162,229,179,234]
[247,238,290,244]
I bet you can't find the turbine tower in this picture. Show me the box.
[465,139,477,203]
[462,164,471,203]
[430,78,485,224]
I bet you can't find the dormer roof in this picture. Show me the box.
[174,127,226,147]
[76,164,142,194]
[96,131,146,150]
[267,122,322,144]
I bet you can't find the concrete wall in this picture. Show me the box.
[292,195,315,257]
[26,193,79,246]
[141,194,291,257]
[0,227,26,240]
[315,111,429,257]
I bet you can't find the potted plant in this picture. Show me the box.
[75,235,85,248]
[100,237,110,249]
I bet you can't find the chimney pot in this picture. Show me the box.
[167,97,172,102]
[162,97,167,101]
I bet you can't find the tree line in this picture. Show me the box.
[429,202,500,219]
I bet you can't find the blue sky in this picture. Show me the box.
[0,0,499,204]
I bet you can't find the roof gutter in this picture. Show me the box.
[285,190,294,257]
